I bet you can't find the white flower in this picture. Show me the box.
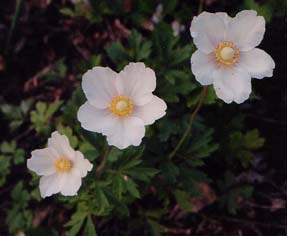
[171,20,185,36]
[27,131,93,198]
[77,62,167,149]
[190,10,275,104]
[152,4,163,24]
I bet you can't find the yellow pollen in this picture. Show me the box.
[214,41,240,66]
[109,95,133,117]
[55,158,72,173]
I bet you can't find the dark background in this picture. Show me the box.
[0,0,286,235]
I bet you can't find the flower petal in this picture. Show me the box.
[39,173,65,198]
[191,50,217,85]
[48,131,75,160]
[190,12,226,53]
[215,12,231,26]
[77,102,117,134]
[133,95,167,125]
[27,148,57,176]
[117,62,156,106]
[74,151,93,177]
[213,67,252,104]
[60,169,82,196]
[106,116,145,149]
[82,67,118,109]
[239,48,275,79]
[226,10,265,51]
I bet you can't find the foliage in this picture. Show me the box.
[6,182,33,233]
[243,0,287,22]
[30,101,63,135]
[0,141,25,187]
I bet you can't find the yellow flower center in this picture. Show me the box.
[55,158,72,173]
[109,95,133,117]
[214,41,240,66]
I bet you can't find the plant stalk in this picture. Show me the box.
[168,0,206,160]
[96,144,110,177]
[198,0,204,15]
[168,86,209,159]
[5,0,23,54]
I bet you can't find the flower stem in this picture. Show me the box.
[96,144,110,177]
[198,0,204,15]
[168,0,205,160]
[5,0,23,54]
[168,86,209,160]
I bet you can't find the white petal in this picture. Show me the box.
[27,148,57,176]
[133,95,167,125]
[60,170,82,196]
[39,173,65,198]
[190,12,226,54]
[48,131,75,160]
[106,116,145,149]
[226,10,265,51]
[74,151,93,177]
[82,67,119,109]
[213,67,252,104]
[191,50,217,85]
[117,62,156,106]
[77,102,117,134]
[239,48,275,79]
[215,12,231,26]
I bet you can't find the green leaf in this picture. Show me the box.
[112,175,126,200]
[108,147,123,162]
[174,190,193,212]
[203,87,217,105]
[83,216,97,236]
[152,23,177,60]
[66,218,85,236]
[125,178,140,198]
[57,125,79,148]
[14,148,25,164]
[94,186,110,215]
[218,172,254,214]
[0,155,10,187]
[189,128,218,159]
[46,101,63,118]
[1,141,16,154]
[60,8,76,17]
[162,0,177,14]
[80,142,99,161]
[243,0,273,22]
[65,209,88,236]
[6,182,32,233]
[120,159,142,171]
[0,141,24,165]
[62,88,85,128]
[0,102,26,131]
[179,168,209,194]
[169,44,193,66]
[106,30,152,69]
[165,70,190,85]
[244,129,265,150]
[30,101,62,134]
[128,30,152,61]
[126,167,159,182]
[65,211,87,227]
[35,102,47,115]
[160,161,179,183]
[106,42,129,66]
[148,219,164,236]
